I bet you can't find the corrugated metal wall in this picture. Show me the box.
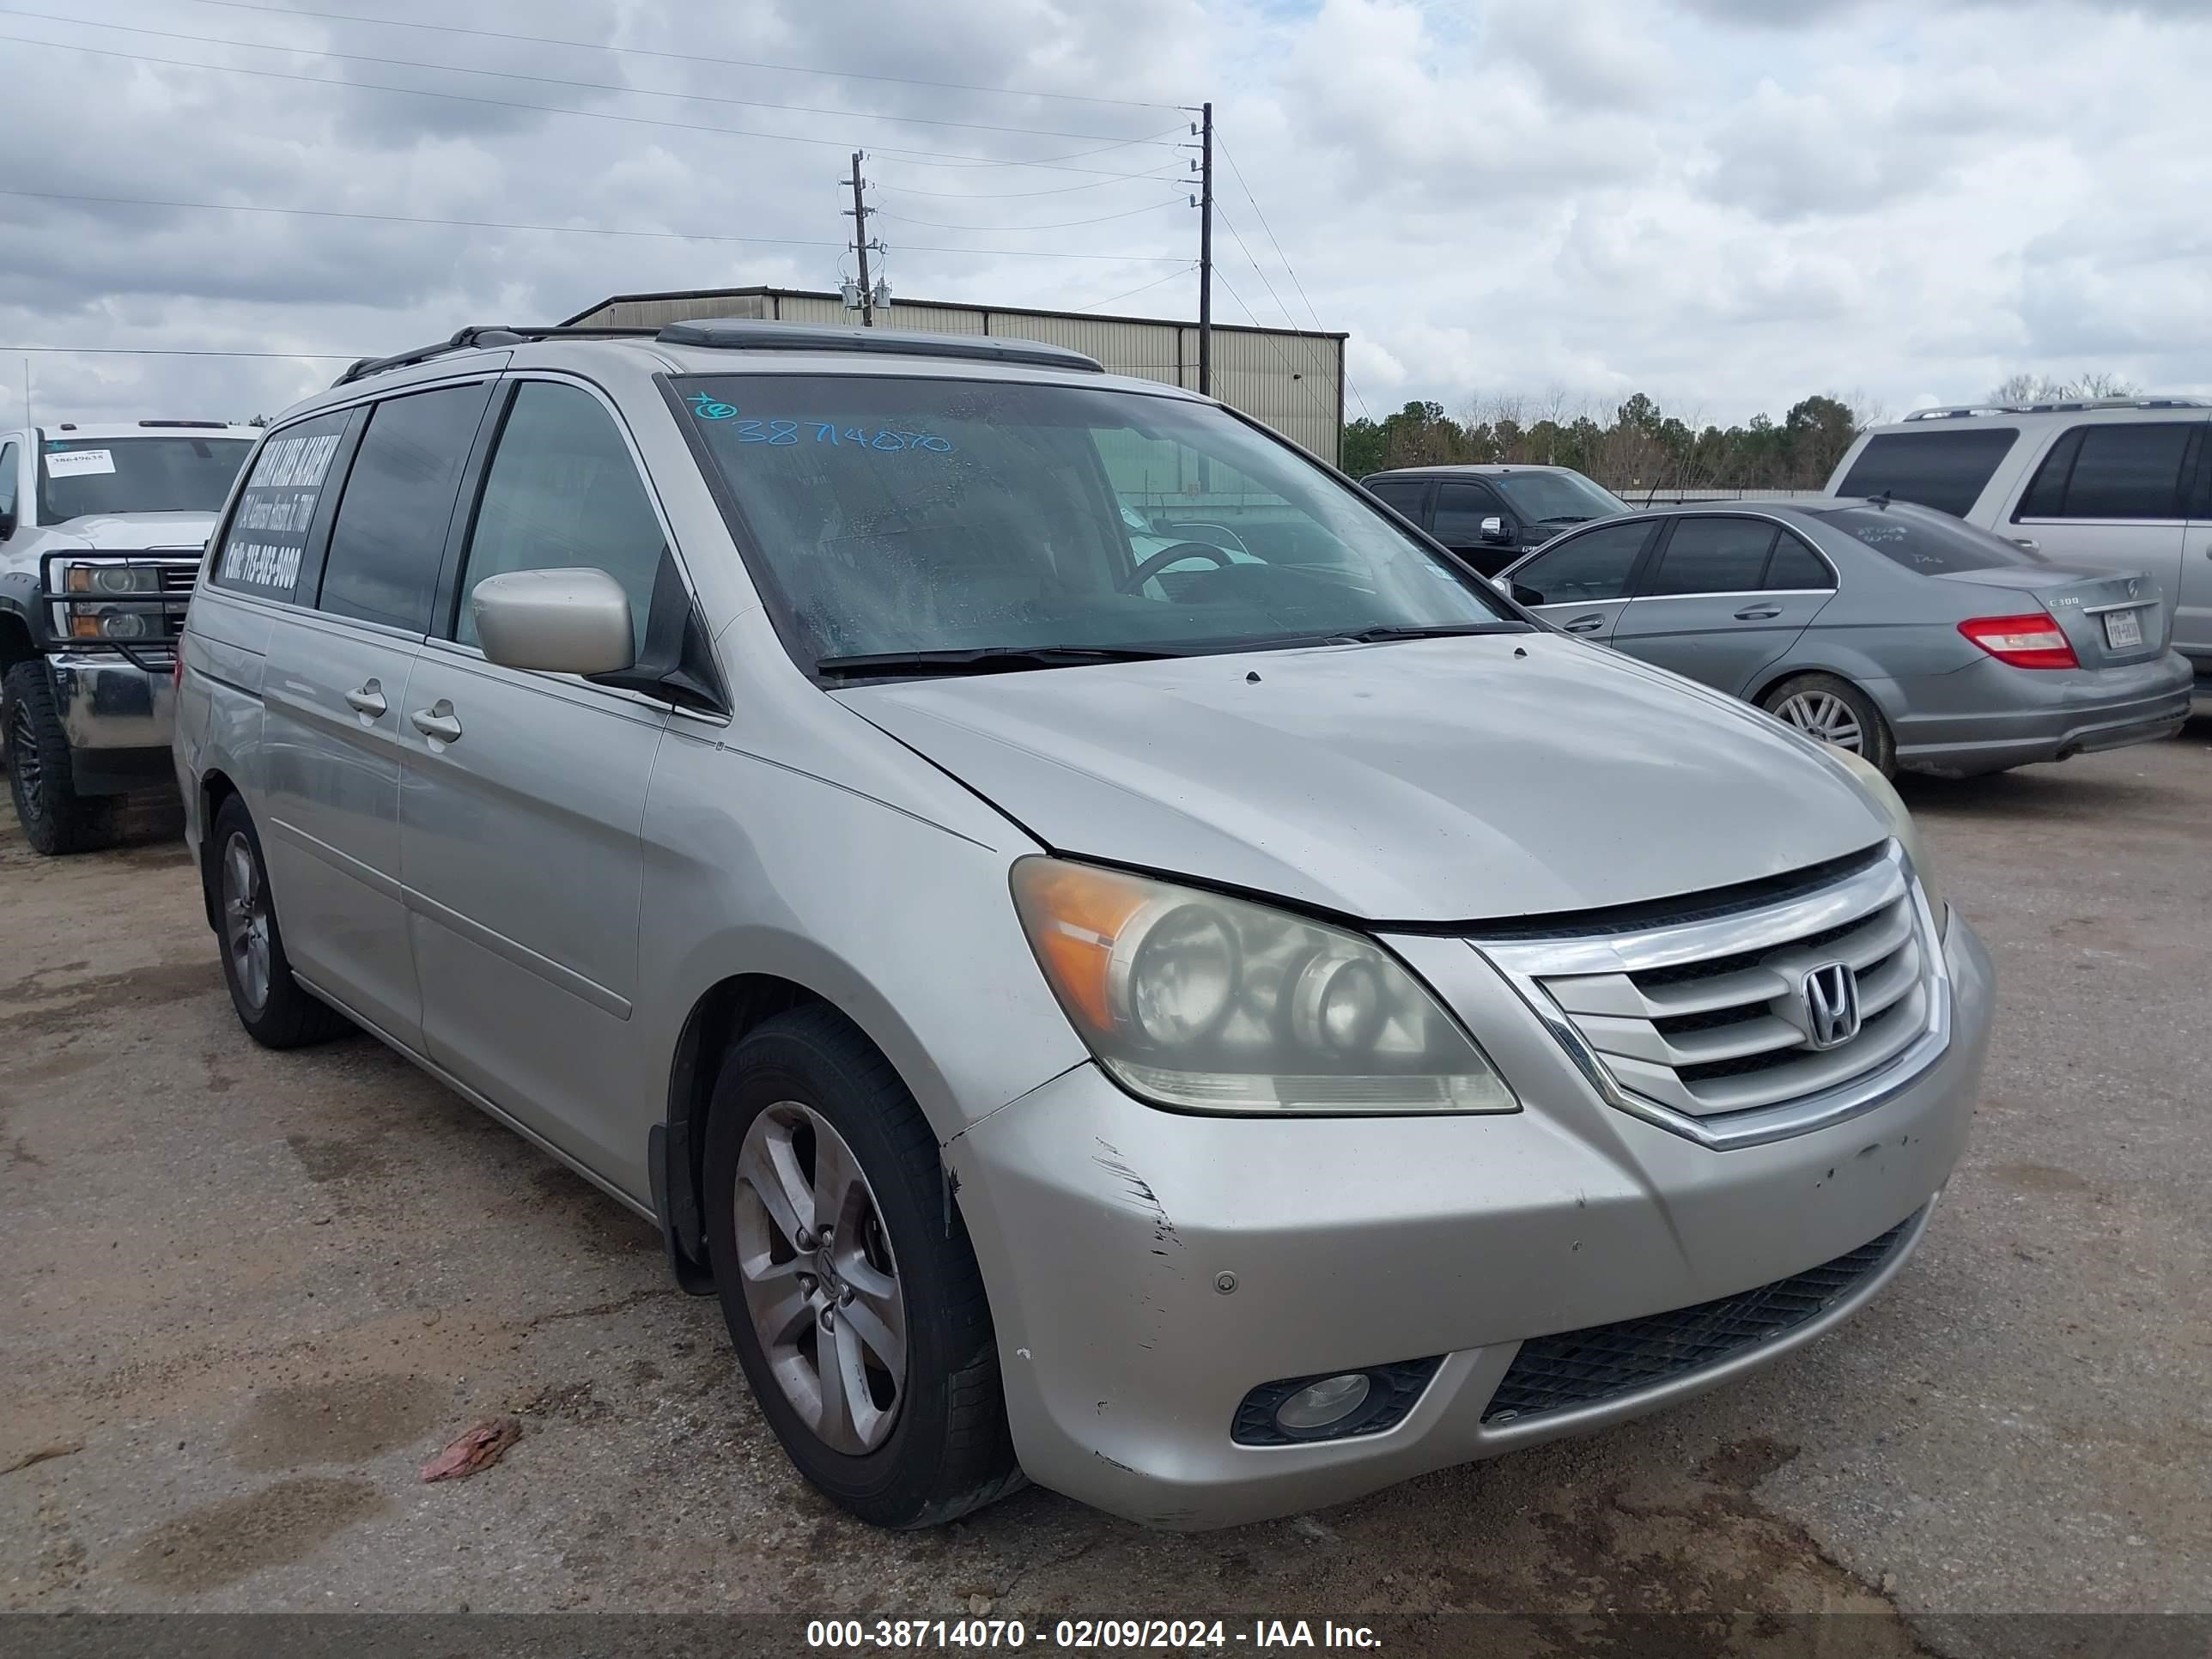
[570,288,1343,465]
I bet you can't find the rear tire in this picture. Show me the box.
[702,1006,1022,1528]
[1761,672,1895,777]
[210,794,351,1048]
[3,659,114,855]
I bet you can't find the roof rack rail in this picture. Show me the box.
[653,318,1103,372]
[137,418,233,428]
[331,325,659,388]
[1903,395,2212,421]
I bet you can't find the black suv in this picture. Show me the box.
[1361,464,1632,576]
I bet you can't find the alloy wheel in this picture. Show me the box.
[9,700,44,819]
[221,831,273,1012]
[733,1101,908,1455]
[1776,690,1863,752]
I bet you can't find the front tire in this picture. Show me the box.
[209,794,350,1048]
[1761,672,1896,776]
[703,1006,1021,1528]
[3,659,113,855]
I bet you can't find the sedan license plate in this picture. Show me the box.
[2102,609,2145,650]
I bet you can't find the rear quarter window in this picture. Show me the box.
[211,413,349,603]
[1835,428,2019,519]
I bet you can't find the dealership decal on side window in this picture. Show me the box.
[217,427,344,597]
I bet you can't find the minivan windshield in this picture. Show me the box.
[1805,501,2047,574]
[678,374,1517,672]
[38,436,252,524]
[1489,470,1632,525]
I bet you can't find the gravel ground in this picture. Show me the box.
[3,723,2208,1653]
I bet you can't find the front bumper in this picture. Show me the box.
[1887,651,2193,777]
[948,915,1993,1530]
[45,652,178,795]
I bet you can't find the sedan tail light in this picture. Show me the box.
[1958,612,2079,670]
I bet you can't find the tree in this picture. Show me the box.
[1783,394,1858,486]
[1340,417,1385,477]
[1987,371,2141,405]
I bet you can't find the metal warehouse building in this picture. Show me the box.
[562,286,1347,466]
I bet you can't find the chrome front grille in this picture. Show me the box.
[1475,842,1948,1148]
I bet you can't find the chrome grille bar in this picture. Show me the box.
[1473,842,1951,1150]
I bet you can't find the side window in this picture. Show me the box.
[1837,428,2018,518]
[316,385,492,633]
[1512,521,1653,604]
[1365,477,1427,520]
[0,441,18,528]
[210,412,349,603]
[1432,481,1504,544]
[455,382,664,655]
[1646,518,1778,596]
[2017,422,2195,520]
[1765,535,1835,590]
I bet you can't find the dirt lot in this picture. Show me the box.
[3,725,2209,1651]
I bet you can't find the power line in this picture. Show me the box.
[0,32,1185,179]
[876,198,1182,234]
[3,345,356,359]
[1073,266,1197,313]
[1211,267,1339,428]
[0,7,1176,149]
[873,169,1184,200]
[1217,133,1369,422]
[179,0,1186,112]
[0,186,1191,261]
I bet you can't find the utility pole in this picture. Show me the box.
[1194,102,1212,396]
[846,150,876,327]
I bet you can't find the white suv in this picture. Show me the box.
[1826,398,2212,698]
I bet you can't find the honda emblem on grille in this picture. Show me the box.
[1801,962,1861,1049]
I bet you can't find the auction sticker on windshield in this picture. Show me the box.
[44,448,115,477]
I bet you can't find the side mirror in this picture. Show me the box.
[1479,514,1514,544]
[0,507,15,540]
[1489,574,1510,593]
[472,568,635,676]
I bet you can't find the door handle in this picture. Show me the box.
[2012,538,2039,550]
[343,679,387,717]
[409,700,463,744]
[1563,614,1608,634]
[1732,605,1783,621]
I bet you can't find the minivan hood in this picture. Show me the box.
[836,633,1890,923]
[39,511,215,551]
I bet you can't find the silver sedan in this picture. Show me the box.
[1498,497,2194,777]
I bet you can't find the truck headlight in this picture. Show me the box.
[64,562,161,594]
[1824,744,1947,933]
[69,605,152,640]
[1010,857,1517,1115]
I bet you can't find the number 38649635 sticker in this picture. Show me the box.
[687,394,954,453]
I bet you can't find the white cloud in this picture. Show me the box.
[1,0,2209,431]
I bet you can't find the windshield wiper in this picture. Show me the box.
[1323,622,1528,645]
[816,644,1185,678]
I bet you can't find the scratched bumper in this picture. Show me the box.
[946,918,1991,1529]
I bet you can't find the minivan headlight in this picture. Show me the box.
[1824,744,1947,933]
[1009,857,1517,1115]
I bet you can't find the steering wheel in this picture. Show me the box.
[1120,542,1236,593]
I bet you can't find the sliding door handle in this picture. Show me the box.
[410,701,463,744]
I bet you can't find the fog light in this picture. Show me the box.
[1274,1372,1370,1433]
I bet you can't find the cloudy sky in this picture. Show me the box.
[3,0,2208,431]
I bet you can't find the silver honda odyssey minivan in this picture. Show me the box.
[174,321,1994,1531]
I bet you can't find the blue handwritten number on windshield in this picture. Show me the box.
[687,393,738,421]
